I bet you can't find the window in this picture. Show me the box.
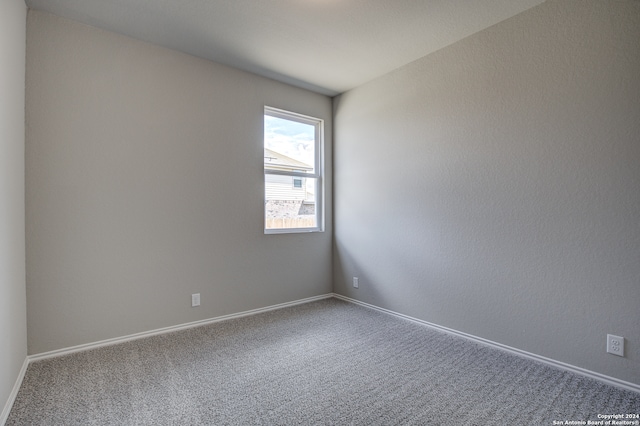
[264,107,323,233]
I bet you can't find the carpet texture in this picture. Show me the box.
[7,298,640,425]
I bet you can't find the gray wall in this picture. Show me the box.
[333,0,640,385]
[0,0,27,415]
[26,10,332,354]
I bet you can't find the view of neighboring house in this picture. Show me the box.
[264,148,312,201]
[264,148,316,227]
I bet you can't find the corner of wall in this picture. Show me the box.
[0,0,28,421]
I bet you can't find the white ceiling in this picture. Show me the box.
[25,0,545,96]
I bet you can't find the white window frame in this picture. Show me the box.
[264,106,324,234]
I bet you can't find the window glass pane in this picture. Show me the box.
[264,107,322,233]
[265,177,318,230]
[264,115,315,174]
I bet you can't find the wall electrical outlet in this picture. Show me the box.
[191,293,201,307]
[352,277,359,288]
[606,334,624,357]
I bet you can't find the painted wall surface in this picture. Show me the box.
[0,0,27,416]
[333,0,640,385]
[26,10,332,354]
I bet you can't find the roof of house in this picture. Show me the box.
[264,148,312,171]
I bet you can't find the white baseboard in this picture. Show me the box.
[1,357,29,426]
[332,293,640,394]
[29,293,333,363]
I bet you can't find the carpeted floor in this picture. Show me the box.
[7,298,640,425]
